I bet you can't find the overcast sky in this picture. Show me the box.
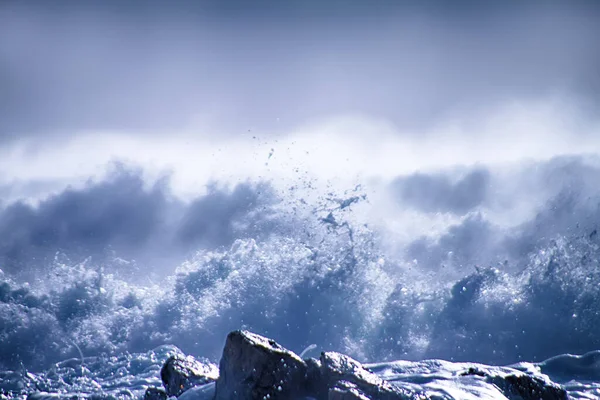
[1,0,600,197]
[2,1,599,137]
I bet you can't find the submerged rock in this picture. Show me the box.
[160,354,218,397]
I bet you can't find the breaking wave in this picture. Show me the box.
[2,155,600,380]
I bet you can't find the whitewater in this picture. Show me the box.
[3,155,600,399]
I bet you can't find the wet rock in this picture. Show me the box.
[461,367,567,400]
[328,381,370,400]
[319,352,383,389]
[212,330,423,399]
[503,374,567,400]
[459,367,486,377]
[319,352,414,400]
[215,330,308,400]
[304,357,326,398]
[160,354,218,397]
[143,387,167,400]
[177,382,217,400]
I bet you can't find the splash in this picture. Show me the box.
[2,157,600,382]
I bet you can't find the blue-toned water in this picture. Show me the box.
[3,156,600,398]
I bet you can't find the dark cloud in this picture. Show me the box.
[1,1,599,139]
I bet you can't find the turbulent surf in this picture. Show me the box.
[3,156,600,398]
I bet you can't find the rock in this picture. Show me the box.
[213,331,423,400]
[143,387,167,400]
[160,354,219,397]
[328,381,370,400]
[461,367,568,400]
[305,357,326,398]
[177,382,217,400]
[503,374,567,400]
[215,330,308,400]
[319,352,383,389]
[319,352,415,400]
[459,367,486,377]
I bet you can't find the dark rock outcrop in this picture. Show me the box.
[160,354,218,397]
[215,330,308,400]
[213,330,419,400]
